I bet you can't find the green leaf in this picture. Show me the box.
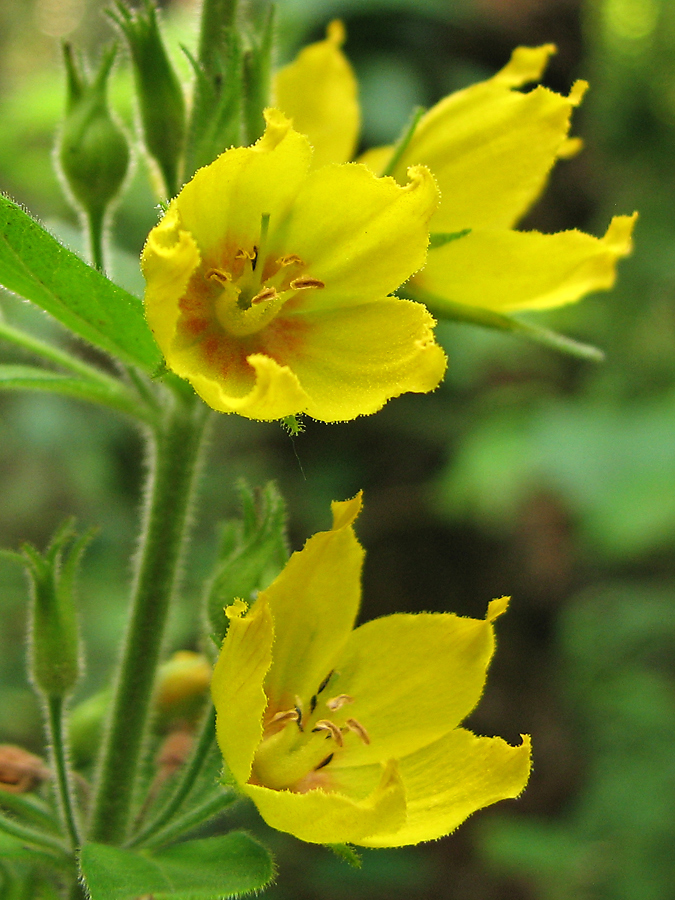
[0,364,157,424]
[0,195,161,372]
[80,832,275,900]
[207,482,289,642]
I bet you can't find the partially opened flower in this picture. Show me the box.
[141,108,446,422]
[275,32,635,317]
[211,493,531,846]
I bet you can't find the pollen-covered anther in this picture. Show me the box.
[345,717,370,745]
[325,693,353,712]
[251,286,278,304]
[205,267,232,286]
[312,719,344,747]
[290,276,325,291]
[277,254,305,268]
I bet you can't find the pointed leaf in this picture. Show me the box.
[80,832,274,900]
[0,196,161,372]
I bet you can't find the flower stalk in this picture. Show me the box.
[88,390,210,844]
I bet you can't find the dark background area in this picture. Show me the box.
[2,0,675,897]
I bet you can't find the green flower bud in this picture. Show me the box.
[58,43,130,228]
[22,521,93,699]
[108,1,185,198]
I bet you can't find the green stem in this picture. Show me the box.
[86,206,105,273]
[88,393,210,844]
[46,695,81,850]
[0,789,61,833]
[128,706,216,847]
[141,789,238,850]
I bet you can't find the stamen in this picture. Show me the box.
[251,287,277,305]
[277,254,305,268]
[205,268,232,286]
[267,708,299,728]
[309,695,318,715]
[314,753,334,771]
[294,696,304,731]
[234,249,256,261]
[326,694,353,712]
[345,718,370,745]
[312,720,344,747]
[317,671,334,695]
[290,276,325,291]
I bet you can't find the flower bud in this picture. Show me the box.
[108,1,185,197]
[22,521,92,699]
[154,651,211,725]
[0,745,50,794]
[58,42,130,223]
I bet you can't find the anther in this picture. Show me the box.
[345,718,370,745]
[314,753,334,771]
[267,708,299,728]
[251,286,277,305]
[277,254,305,268]
[294,696,304,731]
[326,694,353,712]
[309,695,318,715]
[205,268,232,286]
[312,720,344,747]
[316,671,334,695]
[290,276,325,291]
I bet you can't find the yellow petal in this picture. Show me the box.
[326,606,501,768]
[245,759,406,844]
[142,204,201,353]
[362,46,586,231]
[269,163,438,308]
[360,730,532,847]
[286,297,446,423]
[185,354,310,421]
[173,108,312,261]
[211,599,274,785]
[261,494,364,712]
[414,215,637,313]
[274,21,360,167]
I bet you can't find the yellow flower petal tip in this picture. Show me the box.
[226,598,249,620]
[569,79,589,106]
[142,115,443,422]
[498,44,557,87]
[212,498,531,846]
[273,18,359,167]
[487,595,510,621]
[330,492,363,531]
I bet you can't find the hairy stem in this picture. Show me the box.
[46,695,81,850]
[88,392,209,843]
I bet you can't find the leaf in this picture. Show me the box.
[0,364,155,423]
[0,195,161,372]
[80,832,274,900]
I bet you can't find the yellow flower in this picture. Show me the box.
[211,494,531,846]
[275,32,636,315]
[141,109,446,422]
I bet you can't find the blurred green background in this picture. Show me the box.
[2,0,675,897]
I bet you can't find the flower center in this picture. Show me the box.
[202,214,325,339]
[251,671,370,793]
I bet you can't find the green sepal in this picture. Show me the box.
[108,1,186,198]
[412,289,605,362]
[22,519,95,698]
[79,832,275,899]
[241,4,275,145]
[428,228,471,249]
[206,481,288,642]
[382,105,426,180]
[58,43,130,222]
[0,195,162,372]
[183,25,244,178]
